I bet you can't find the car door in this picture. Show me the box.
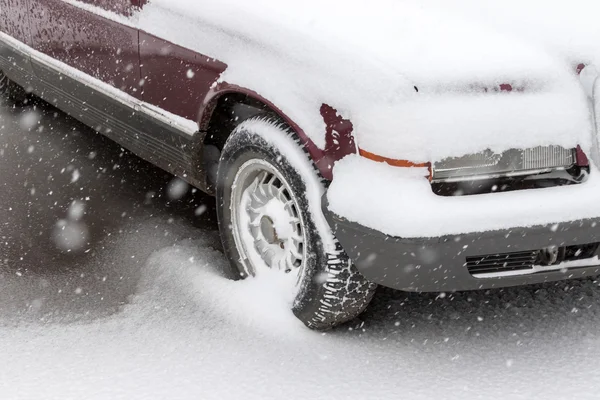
[5,0,32,45]
[26,0,154,170]
[1,0,35,87]
[29,0,141,97]
[0,0,12,35]
[26,0,197,179]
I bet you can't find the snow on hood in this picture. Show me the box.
[133,0,594,160]
[424,0,600,68]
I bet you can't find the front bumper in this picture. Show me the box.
[322,196,600,292]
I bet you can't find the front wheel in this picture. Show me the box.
[216,117,377,330]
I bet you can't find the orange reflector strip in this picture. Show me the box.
[359,148,430,169]
[359,148,432,181]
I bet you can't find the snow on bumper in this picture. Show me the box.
[324,155,600,291]
[327,154,600,239]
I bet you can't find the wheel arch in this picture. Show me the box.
[194,83,357,193]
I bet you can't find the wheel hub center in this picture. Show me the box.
[260,215,279,244]
[260,198,293,242]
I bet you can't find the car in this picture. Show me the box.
[2,0,600,330]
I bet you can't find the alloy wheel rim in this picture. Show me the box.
[230,159,306,285]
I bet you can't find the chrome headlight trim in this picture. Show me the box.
[432,146,576,183]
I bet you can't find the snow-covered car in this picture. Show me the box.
[2,0,600,330]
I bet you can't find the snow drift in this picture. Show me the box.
[3,218,600,400]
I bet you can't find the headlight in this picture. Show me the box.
[432,146,576,183]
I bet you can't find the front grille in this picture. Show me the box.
[432,145,586,197]
[466,242,600,276]
[466,250,538,275]
[522,146,575,170]
[433,146,576,183]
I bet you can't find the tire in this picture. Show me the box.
[216,117,377,330]
[0,69,29,105]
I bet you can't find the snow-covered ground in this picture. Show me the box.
[3,103,600,400]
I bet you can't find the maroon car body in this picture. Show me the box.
[0,0,354,187]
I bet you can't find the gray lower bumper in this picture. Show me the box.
[322,196,600,292]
